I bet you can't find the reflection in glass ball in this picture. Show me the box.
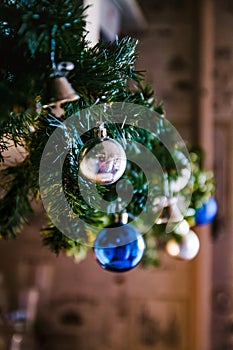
[166,230,200,261]
[79,137,127,185]
[94,222,146,272]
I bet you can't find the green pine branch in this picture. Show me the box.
[0,1,216,266]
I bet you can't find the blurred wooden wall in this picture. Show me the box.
[0,1,233,350]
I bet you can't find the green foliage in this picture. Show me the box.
[41,221,88,262]
[0,159,34,237]
[0,1,216,265]
[0,0,86,121]
[189,147,216,208]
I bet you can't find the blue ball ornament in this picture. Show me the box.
[94,221,146,272]
[195,197,217,225]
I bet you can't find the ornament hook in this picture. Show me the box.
[42,27,79,116]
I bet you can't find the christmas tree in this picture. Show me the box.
[0,0,216,270]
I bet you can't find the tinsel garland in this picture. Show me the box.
[0,0,216,266]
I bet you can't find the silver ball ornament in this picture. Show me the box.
[79,137,127,185]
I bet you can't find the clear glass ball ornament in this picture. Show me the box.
[93,214,146,272]
[79,137,127,185]
[165,229,200,261]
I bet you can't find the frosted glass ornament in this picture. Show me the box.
[166,230,200,261]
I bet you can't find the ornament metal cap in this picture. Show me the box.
[43,75,80,108]
[114,212,129,224]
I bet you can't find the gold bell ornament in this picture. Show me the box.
[42,61,79,118]
[42,32,79,117]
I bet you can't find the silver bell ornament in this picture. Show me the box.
[165,229,200,261]
[155,197,183,225]
[169,150,191,192]
[79,124,127,185]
